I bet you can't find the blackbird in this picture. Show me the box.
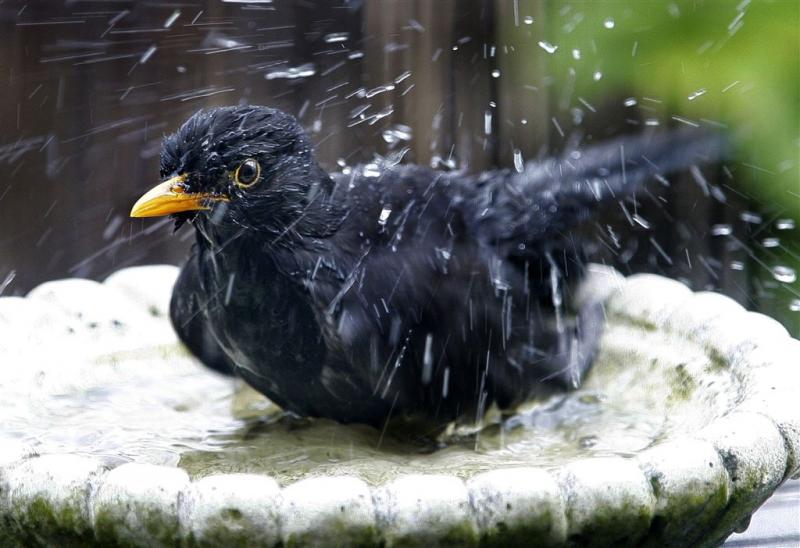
[131,105,721,428]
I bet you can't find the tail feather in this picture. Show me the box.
[532,127,728,200]
[462,128,728,249]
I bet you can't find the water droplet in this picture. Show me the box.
[435,247,452,261]
[491,69,501,78]
[324,32,349,43]
[571,48,581,60]
[381,124,413,145]
[632,214,650,229]
[378,205,392,225]
[365,84,395,98]
[421,334,434,384]
[711,224,732,236]
[772,265,796,284]
[394,70,412,84]
[363,164,381,178]
[538,40,558,54]
[265,63,316,80]
[730,261,744,271]
[761,237,780,248]
[139,45,157,64]
[484,110,493,135]
[593,70,603,81]
[523,15,534,25]
[623,97,638,107]
[790,298,800,312]
[163,10,181,29]
[513,149,524,173]
[739,211,762,224]
[776,218,795,230]
[603,18,615,29]
[688,88,707,101]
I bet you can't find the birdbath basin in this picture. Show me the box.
[1,264,798,546]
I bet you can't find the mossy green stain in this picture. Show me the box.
[284,525,380,548]
[705,348,728,372]
[566,498,653,548]
[8,495,99,547]
[480,508,559,548]
[94,503,180,547]
[640,475,728,547]
[386,522,479,548]
[667,364,696,401]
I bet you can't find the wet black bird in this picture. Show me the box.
[131,105,720,428]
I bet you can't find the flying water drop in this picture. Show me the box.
[688,88,707,101]
[711,224,732,236]
[538,41,558,54]
[323,32,349,43]
[265,63,316,80]
[771,265,797,284]
[378,205,392,226]
[740,211,762,224]
[513,149,524,173]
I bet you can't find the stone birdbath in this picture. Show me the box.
[1,264,798,546]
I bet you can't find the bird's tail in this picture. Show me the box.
[528,127,728,205]
[463,127,728,250]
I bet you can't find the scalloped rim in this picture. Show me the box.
[1,266,798,546]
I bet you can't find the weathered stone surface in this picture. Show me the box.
[606,274,692,330]
[697,412,789,546]
[104,265,179,321]
[636,438,730,547]
[374,474,478,547]
[559,457,656,547]
[180,473,281,547]
[467,467,566,547]
[736,350,800,478]
[93,463,189,547]
[0,264,796,546]
[1,454,106,546]
[280,476,376,547]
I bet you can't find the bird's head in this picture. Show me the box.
[131,105,330,241]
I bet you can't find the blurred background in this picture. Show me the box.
[0,0,797,334]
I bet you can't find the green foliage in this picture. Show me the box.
[546,0,799,216]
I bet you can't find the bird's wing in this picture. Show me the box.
[457,128,726,254]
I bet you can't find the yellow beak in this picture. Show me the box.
[130,175,228,218]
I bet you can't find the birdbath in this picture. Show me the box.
[0,264,797,546]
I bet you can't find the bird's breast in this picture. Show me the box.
[197,249,327,382]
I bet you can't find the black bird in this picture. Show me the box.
[131,105,721,429]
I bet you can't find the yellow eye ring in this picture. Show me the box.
[234,158,261,188]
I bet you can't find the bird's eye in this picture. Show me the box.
[234,158,261,188]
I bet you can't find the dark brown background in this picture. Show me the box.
[0,0,786,331]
